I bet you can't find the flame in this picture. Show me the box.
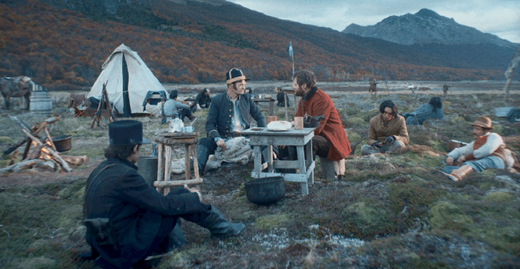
[31,140,54,159]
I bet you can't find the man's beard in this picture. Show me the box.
[295,86,304,96]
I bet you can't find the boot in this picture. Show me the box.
[443,165,473,181]
[189,115,197,122]
[165,219,187,250]
[199,206,245,238]
[196,145,209,176]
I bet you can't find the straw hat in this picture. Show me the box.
[470,116,493,129]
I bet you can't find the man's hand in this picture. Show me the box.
[185,184,202,201]
[216,139,228,151]
[456,155,466,165]
[372,141,382,148]
[446,156,454,166]
[385,136,395,144]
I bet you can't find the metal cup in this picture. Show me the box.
[294,117,304,130]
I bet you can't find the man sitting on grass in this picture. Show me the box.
[360,100,409,155]
[442,116,517,181]
[82,120,244,268]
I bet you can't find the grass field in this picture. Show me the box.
[0,81,519,268]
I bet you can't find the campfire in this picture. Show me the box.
[0,115,88,173]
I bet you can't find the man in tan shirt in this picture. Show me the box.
[361,100,409,155]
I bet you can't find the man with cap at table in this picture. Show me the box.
[196,68,267,175]
[442,116,516,181]
[83,120,245,268]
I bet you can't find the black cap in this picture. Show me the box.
[226,68,249,84]
[108,120,151,146]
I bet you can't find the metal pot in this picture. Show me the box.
[52,135,72,152]
[245,177,285,205]
[137,156,158,188]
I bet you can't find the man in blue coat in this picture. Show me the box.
[83,120,244,268]
[196,68,266,175]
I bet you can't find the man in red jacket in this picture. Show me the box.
[292,70,351,161]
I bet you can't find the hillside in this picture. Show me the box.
[0,0,515,89]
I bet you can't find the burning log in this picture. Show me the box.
[61,155,89,166]
[2,115,87,173]
[2,115,61,160]
[21,129,72,172]
[0,159,55,173]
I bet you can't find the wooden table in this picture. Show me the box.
[253,98,275,116]
[154,132,202,195]
[241,127,315,196]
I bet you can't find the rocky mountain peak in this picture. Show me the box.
[342,8,516,48]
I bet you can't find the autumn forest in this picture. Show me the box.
[0,0,513,90]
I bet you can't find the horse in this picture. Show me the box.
[67,93,87,108]
[0,76,34,110]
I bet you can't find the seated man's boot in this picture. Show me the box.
[443,165,473,181]
[165,219,187,250]
[189,115,197,122]
[196,145,209,176]
[199,206,245,238]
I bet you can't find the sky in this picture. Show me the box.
[227,0,520,43]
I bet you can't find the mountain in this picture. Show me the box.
[0,1,516,88]
[342,8,517,49]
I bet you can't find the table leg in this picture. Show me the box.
[185,144,191,180]
[305,141,314,185]
[267,145,274,173]
[268,100,274,116]
[192,145,200,179]
[156,143,164,192]
[253,146,262,177]
[164,146,172,195]
[296,145,308,195]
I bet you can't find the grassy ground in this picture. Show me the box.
[0,84,520,268]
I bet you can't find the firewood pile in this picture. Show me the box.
[0,115,88,173]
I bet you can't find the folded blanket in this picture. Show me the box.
[207,137,253,170]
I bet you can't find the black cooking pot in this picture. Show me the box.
[245,177,285,205]
[52,135,72,152]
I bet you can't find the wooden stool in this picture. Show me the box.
[319,157,345,180]
[154,132,203,195]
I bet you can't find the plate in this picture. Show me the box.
[267,128,289,132]
[251,127,264,131]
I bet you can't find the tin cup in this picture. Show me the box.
[184,126,194,133]
[268,116,278,124]
[294,117,304,130]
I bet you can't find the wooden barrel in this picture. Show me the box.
[30,91,52,115]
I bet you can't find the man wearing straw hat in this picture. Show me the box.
[83,120,244,268]
[443,116,516,181]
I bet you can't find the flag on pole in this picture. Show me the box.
[287,41,293,57]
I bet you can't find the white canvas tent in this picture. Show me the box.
[88,43,167,116]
